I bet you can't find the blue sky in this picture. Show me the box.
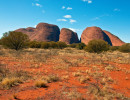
[0,0,130,43]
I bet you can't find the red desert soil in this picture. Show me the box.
[0,49,130,100]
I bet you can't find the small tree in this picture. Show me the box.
[119,43,130,53]
[1,31,29,50]
[85,39,110,53]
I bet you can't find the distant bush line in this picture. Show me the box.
[0,31,129,53]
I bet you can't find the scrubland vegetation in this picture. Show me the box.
[0,31,130,53]
[0,31,130,100]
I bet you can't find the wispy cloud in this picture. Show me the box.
[92,14,111,20]
[114,8,120,12]
[82,0,92,3]
[64,15,72,18]
[62,6,65,9]
[32,3,42,7]
[62,6,73,10]
[57,19,67,22]
[69,28,81,32]
[70,19,77,24]
[67,7,72,10]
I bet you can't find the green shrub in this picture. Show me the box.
[28,41,42,48]
[109,46,119,51]
[69,43,77,48]
[49,41,58,48]
[119,43,130,53]
[1,31,29,50]
[69,43,86,50]
[57,41,67,49]
[76,43,86,50]
[85,39,110,53]
[41,42,50,49]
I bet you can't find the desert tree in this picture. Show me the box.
[1,31,29,50]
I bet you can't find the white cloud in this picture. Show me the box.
[70,19,77,24]
[64,15,72,18]
[57,19,67,22]
[32,3,42,7]
[62,6,72,10]
[69,28,81,32]
[82,0,92,3]
[62,6,65,9]
[36,3,42,7]
[92,14,111,20]
[67,7,72,10]
[114,8,120,12]
[92,17,100,20]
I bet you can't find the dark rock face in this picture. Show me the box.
[59,28,79,44]
[103,30,125,46]
[15,23,60,42]
[81,26,112,45]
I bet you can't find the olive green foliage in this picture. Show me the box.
[56,41,67,49]
[76,43,86,50]
[1,31,29,50]
[28,41,67,49]
[41,42,50,49]
[109,46,119,51]
[119,43,130,53]
[69,43,86,50]
[85,39,110,53]
[29,41,42,48]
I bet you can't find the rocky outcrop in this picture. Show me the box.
[103,30,125,46]
[15,23,125,46]
[15,23,60,42]
[81,26,112,45]
[59,28,79,44]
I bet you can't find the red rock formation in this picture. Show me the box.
[15,23,60,42]
[59,28,79,44]
[103,30,125,46]
[81,26,112,45]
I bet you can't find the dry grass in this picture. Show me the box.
[0,47,129,99]
[42,74,60,83]
[35,80,47,88]
[1,77,23,89]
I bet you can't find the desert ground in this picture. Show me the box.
[0,47,130,100]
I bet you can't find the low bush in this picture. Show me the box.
[57,41,67,49]
[76,43,86,50]
[69,43,77,48]
[109,46,119,51]
[29,41,67,49]
[119,43,130,53]
[41,42,50,49]
[28,41,42,48]
[85,39,110,53]
[69,43,86,50]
